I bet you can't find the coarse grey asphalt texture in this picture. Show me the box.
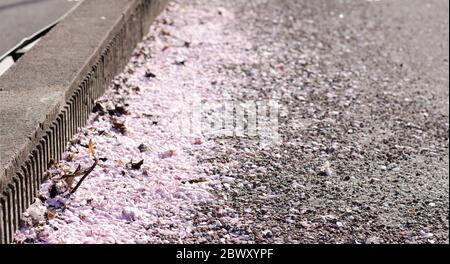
[190,0,449,244]
[0,0,78,58]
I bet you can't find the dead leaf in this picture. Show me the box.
[69,137,81,145]
[49,184,58,198]
[131,160,144,170]
[88,139,95,156]
[65,176,75,188]
[183,177,207,184]
[127,64,135,74]
[93,102,107,115]
[73,164,83,176]
[192,138,203,145]
[161,29,171,36]
[138,144,149,153]
[159,149,175,159]
[144,71,156,78]
[108,105,129,117]
[47,210,57,219]
[48,159,58,168]
[161,18,174,26]
[65,153,75,162]
[112,118,128,134]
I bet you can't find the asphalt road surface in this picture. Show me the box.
[0,0,78,57]
[191,0,449,244]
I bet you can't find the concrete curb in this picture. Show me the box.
[0,0,168,244]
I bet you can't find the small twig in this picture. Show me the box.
[70,159,98,194]
[60,164,83,180]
